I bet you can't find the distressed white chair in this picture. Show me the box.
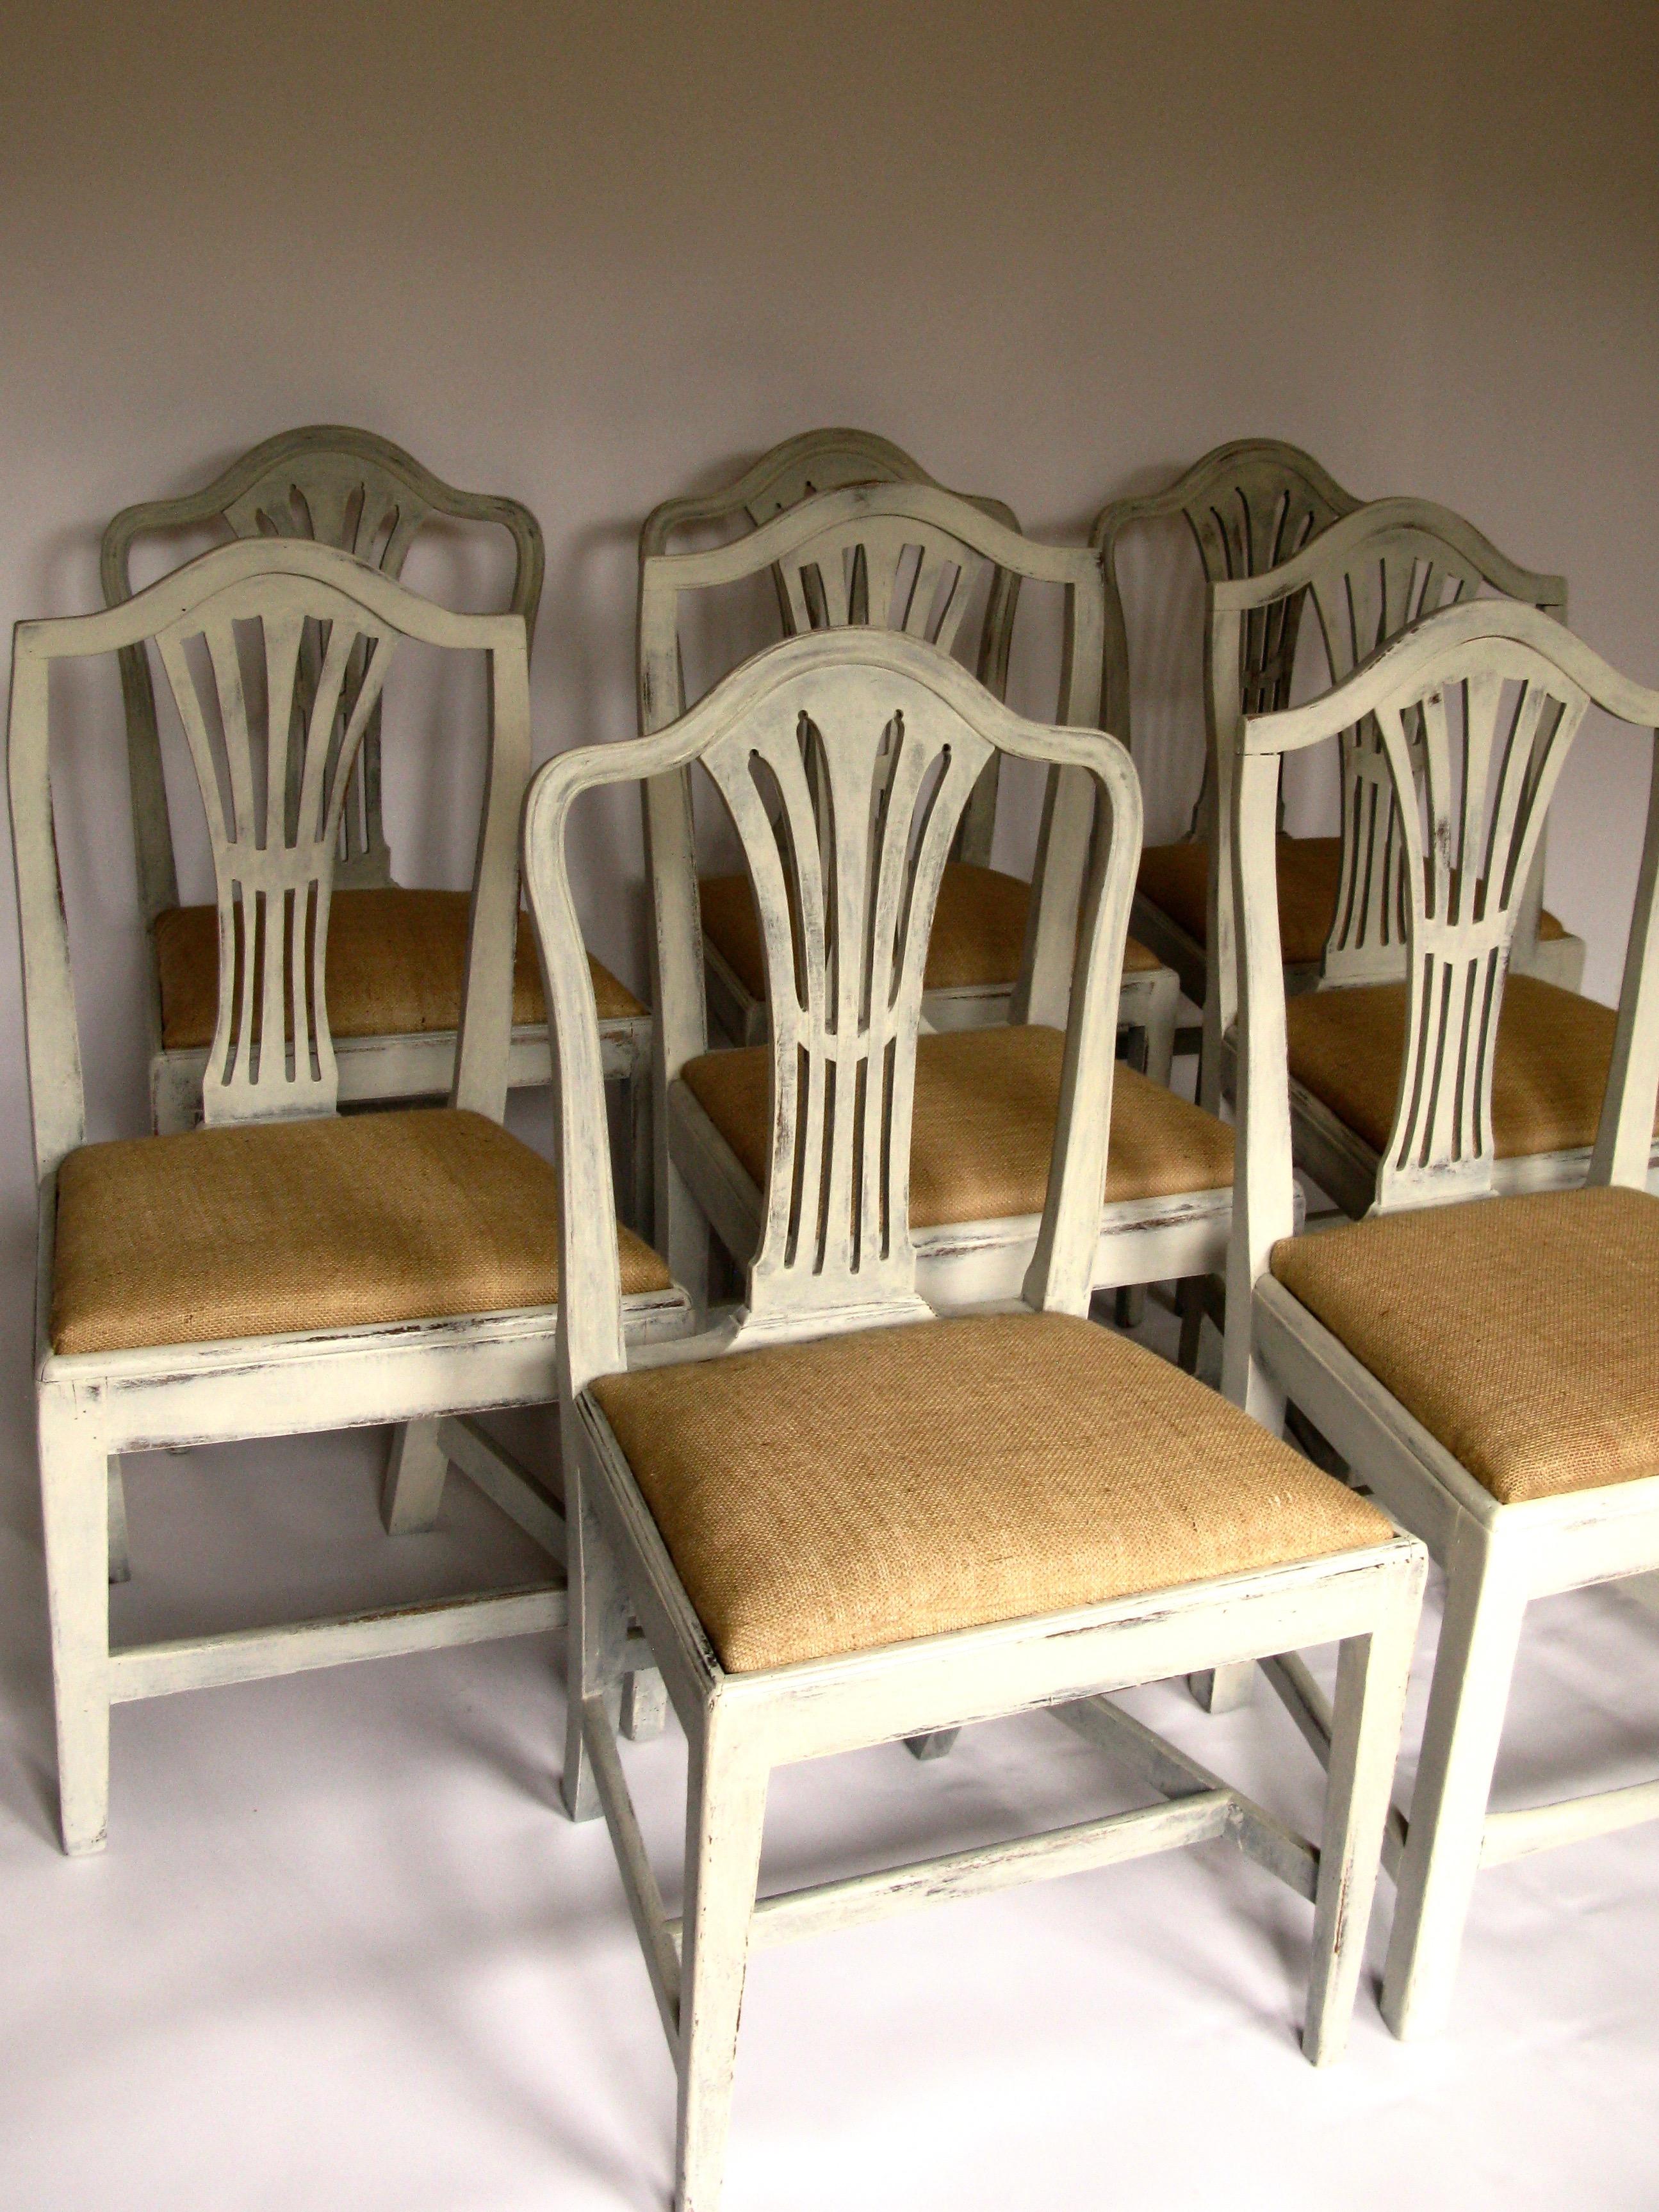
[1095,442,1585,1068]
[644,432,1179,1070]
[12,537,689,1855]
[1205,504,1625,1212]
[103,425,653,1215]
[1225,600,1659,2040]
[523,625,1426,2211]
[643,485,1218,1341]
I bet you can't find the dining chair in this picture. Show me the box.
[644,429,1180,1071]
[102,425,653,1218]
[523,624,1426,2211]
[12,537,689,1855]
[1205,503,1628,1211]
[1226,598,1659,2040]
[1094,441,1585,1070]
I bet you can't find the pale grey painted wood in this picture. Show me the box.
[522,628,1427,2208]
[102,426,653,1202]
[10,537,691,1854]
[1226,598,1659,2040]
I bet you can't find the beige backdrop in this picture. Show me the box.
[1,0,1654,1331]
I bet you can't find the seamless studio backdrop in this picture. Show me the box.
[1,6,1657,2211]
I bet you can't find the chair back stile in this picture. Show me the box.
[101,427,544,945]
[1225,600,1659,1409]
[10,539,532,1195]
[525,630,1140,1395]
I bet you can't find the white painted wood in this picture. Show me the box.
[9,537,692,1854]
[521,627,1428,2209]
[102,427,654,1215]
[1227,598,1659,2040]
[381,1418,452,1536]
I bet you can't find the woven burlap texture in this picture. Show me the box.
[1286,974,1653,1161]
[698,858,1161,1003]
[52,1106,669,1356]
[681,1024,1233,1228]
[591,1310,1389,1672]
[156,887,644,1051]
[1271,1185,1659,1505]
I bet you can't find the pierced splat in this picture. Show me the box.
[151,577,399,1126]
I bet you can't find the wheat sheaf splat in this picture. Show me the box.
[704,693,990,1321]
[1375,651,1584,1202]
[154,581,399,1124]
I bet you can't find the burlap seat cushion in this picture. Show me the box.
[591,1311,1389,1671]
[51,1107,671,1357]
[1286,974,1657,1161]
[1138,835,1567,967]
[699,860,1163,1001]
[680,1024,1233,1228]
[155,889,645,1050]
[1271,1186,1659,1506]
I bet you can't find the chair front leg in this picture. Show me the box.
[38,1393,113,1855]
[1382,1521,1528,2042]
[561,1439,632,1823]
[381,1419,451,1535]
[107,1459,131,1585]
[676,1713,769,2212]
[1304,1562,1422,2064]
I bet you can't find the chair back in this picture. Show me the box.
[10,539,530,1168]
[101,427,543,918]
[1092,439,1361,769]
[1226,600,1659,1394]
[523,630,1141,1389]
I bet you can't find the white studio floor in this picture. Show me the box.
[3,1304,1659,2212]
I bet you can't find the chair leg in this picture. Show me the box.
[38,1396,112,1856]
[904,1728,960,1762]
[1303,1577,1421,2064]
[1382,1527,1527,2042]
[620,1666,669,1743]
[562,1439,632,1823]
[106,1459,131,1585]
[1176,1278,1206,1372]
[676,1718,769,2212]
[381,1420,450,1535]
[665,1158,713,1320]
[1114,1286,1147,1331]
[628,1056,655,1246]
[1145,969,1179,1090]
[1188,1660,1255,1712]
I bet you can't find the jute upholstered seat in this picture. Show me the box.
[1284,973,1655,1164]
[1270,1187,1659,1507]
[699,860,1164,1005]
[1138,835,1569,974]
[592,1311,1389,1673]
[53,1108,670,1357]
[1227,601,1659,2043]
[155,888,644,1050]
[681,1024,1232,1229]
[531,633,1425,2206]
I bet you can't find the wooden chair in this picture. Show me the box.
[12,537,689,1855]
[1094,441,1585,1069]
[523,625,1426,2211]
[1226,599,1659,2040]
[1205,503,1628,1212]
[102,425,653,1219]
[642,483,1222,1337]
[643,429,1180,1071]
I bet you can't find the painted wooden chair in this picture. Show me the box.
[1226,600,1659,2040]
[523,626,1426,2212]
[642,484,1222,1342]
[12,538,689,1855]
[1094,441,1585,1069]
[102,425,653,1218]
[1205,503,1635,1213]
[643,429,1179,1072]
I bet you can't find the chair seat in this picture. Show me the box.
[51,1108,671,1357]
[699,860,1165,1003]
[154,888,646,1051]
[1138,834,1569,969]
[681,1024,1234,1228]
[589,1311,1389,1671]
[1270,1186,1659,1506]
[1285,974,1657,1161]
